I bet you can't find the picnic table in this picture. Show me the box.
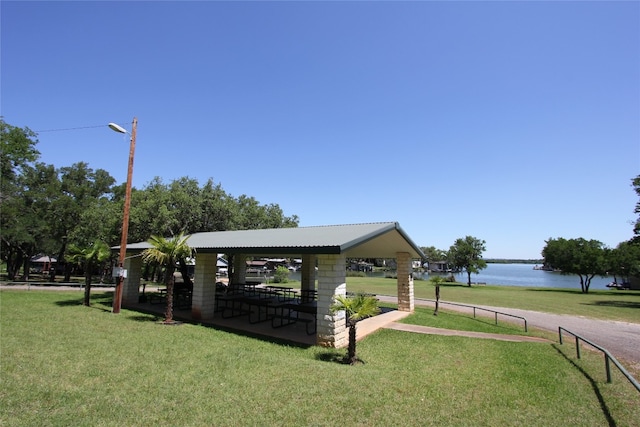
[271,291,317,335]
[148,283,193,309]
[215,284,318,334]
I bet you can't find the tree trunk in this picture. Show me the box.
[467,271,472,286]
[63,262,72,283]
[584,274,595,294]
[579,274,591,293]
[142,263,150,281]
[83,266,92,306]
[50,239,67,282]
[21,255,30,281]
[5,247,21,280]
[164,269,175,323]
[434,284,440,315]
[6,255,17,280]
[347,322,358,364]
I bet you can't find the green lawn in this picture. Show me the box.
[399,305,539,334]
[345,276,640,323]
[1,289,639,426]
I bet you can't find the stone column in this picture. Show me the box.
[397,251,414,312]
[231,254,247,285]
[122,254,142,307]
[192,252,217,321]
[300,254,316,292]
[316,254,347,348]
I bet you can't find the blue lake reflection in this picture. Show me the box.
[268,263,618,290]
[416,263,615,290]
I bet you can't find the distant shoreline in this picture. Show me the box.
[485,259,543,264]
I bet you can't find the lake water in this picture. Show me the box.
[418,263,615,290]
[279,263,617,290]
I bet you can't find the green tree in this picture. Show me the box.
[67,240,112,306]
[166,177,203,235]
[126,178,171,243]
[331,293,380,365]
[68,197,121,249]
[421,246,444,260]
[0,119,42,279]
[542,237,608,293]
[127,177,299,243]
[47,162,115,282]
[607,240,640,285]
[232,194,298,230]
[0,118,40,187]
[448,236,487,286]
[272,265,290,284]
[199,178,237,232]
[1,162,58,279]
[141,232,193,323]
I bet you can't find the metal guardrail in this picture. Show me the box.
[558,327,640,393]
[424,299,528,332]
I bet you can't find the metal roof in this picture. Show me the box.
[124,222,425,259]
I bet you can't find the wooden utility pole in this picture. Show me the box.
[112,117,137,314]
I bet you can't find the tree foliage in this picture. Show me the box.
[141,232,194,323]
[1,120,44,279]
[0,119,299,282]
[272,266,290,284]
[541,237,608,293]
[331,293,380,365]
[607,240,640,284]
[47,162,116,281]
[126,177,298,242]
[448,236,487,286]
[420,246,447,263]
[0,118,39,185]
[67,240,112,306]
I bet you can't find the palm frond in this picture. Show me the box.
[330,292,380,321]
[141,232,193,271]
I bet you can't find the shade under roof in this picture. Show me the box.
[123,222,425,259]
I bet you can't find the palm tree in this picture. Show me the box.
[331,292,380,365]
[429,275,445,316]
[141,232,193,324]
[67,240,112,306]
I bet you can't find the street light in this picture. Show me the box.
[109,117,137,314]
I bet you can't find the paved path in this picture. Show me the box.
[385,322,552,343]
[377,295,640,371]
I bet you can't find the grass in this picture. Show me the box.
[6,273,639,322]
[345,276,640,323]
[400,306,538,334]
[1,289,639,426]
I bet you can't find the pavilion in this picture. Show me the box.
[118,222,425,348]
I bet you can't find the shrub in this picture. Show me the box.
[272,266,290,284]
[346,271,366,277]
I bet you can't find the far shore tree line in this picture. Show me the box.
[421,177,640,294]
[0,119,299,284]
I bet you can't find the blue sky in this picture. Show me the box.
[2,1,638,259]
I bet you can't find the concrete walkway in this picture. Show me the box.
[355,305,550,344]
[384,322,552,343]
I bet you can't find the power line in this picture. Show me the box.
[35,124,110,133]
